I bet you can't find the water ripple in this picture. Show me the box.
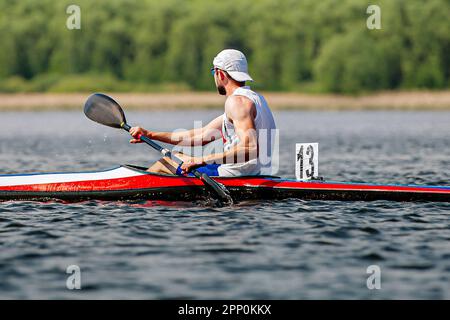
[1,110,450,299]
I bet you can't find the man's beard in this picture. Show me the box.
[217,85,226,95]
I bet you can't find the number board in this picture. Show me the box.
[295,143,319,180]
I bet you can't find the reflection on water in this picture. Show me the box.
[0,110,449,299]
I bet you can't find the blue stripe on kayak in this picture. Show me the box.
[324,180,450,190]
[271,178,450,190]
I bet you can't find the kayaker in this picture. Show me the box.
[129,49,277,176]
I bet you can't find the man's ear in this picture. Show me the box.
[219,70,226,81]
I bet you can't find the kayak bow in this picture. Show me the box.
[0,165,449,202]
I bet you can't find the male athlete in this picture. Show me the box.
[129,49,276,176]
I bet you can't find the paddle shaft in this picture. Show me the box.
[122,123,174,159]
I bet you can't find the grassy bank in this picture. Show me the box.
[1,91,450,111]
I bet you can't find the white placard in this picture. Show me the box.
[295,143,319,180]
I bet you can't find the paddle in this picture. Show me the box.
[83,93,233,205]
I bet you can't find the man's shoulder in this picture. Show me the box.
[225,95,256,120]
[225,95,254,113]
[226,94,253,106]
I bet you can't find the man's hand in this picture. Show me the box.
[176,153,205,174]
[129,126,150,144]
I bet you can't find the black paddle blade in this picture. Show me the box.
[84,93,126,128]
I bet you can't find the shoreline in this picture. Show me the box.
[0,90,449,111]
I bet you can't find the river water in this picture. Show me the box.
[0,110,449,299]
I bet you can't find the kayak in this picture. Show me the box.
[0,164,449,202]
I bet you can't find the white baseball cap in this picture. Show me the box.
[213,49,253,82]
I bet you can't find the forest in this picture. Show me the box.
[0,0,448,93]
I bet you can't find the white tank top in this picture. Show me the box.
[218,86,277,176]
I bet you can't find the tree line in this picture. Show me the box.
[0,0,448,93]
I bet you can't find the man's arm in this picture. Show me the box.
[129,115,223,146]
[204,96,258,164]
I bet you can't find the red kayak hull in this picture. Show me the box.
[0,165,449,202]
